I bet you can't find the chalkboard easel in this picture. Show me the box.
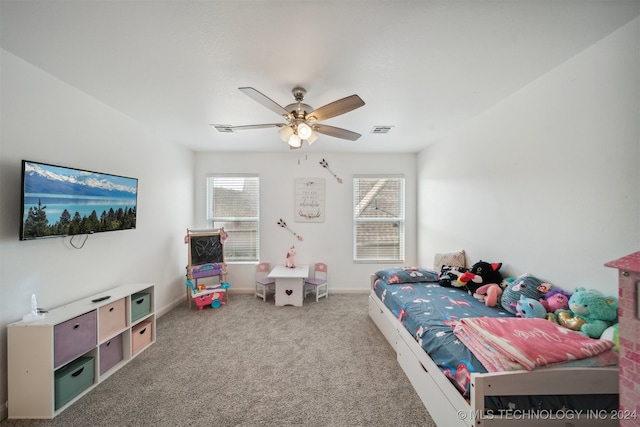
[185,229,227,307]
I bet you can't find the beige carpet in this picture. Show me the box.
[2,293,435,427]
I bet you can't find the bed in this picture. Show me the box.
[368,267,620,427]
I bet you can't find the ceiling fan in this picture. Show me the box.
[220,86,365,149]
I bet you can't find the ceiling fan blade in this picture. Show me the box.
[225,123,285,131]
[239,87,292,119]
[313,124,362,141]
[306,95,365,122]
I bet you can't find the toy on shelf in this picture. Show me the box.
[185,280,230,310]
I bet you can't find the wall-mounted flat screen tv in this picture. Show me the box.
[20,160,138,240]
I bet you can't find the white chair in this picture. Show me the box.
[255,262,276,302]
[304,262,328,302]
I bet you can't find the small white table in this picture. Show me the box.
[268,264,309,306]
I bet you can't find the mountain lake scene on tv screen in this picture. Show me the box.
[22,162,138,239]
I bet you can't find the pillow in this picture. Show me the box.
[375,267,439,284]
[600,324,619,352]
[433,250,466,270]
[501,273,546,314]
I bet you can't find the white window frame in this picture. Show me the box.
[206,174,259,263]
[353,175,405,263]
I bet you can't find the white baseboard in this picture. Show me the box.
[157,295,186,317]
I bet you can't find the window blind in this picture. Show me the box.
[353,176,405,262]
[206,175,259,262]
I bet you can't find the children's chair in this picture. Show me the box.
[255,262,276,302]
[304,262,328,302]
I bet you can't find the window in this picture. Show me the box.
[353,176,405,262]
[207,175,259,262]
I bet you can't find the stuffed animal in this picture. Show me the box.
[474,283,503,307]
[600,323,619,352]
[515,295,547,318]
[539,288,571,313]
[500,273,547,315]
[219,227,228,244]
[555,287,618,338]
[456,260,503,296]
[438,265,468,288]
[285,245,297,268]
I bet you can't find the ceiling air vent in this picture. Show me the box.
[371,126,394,134]
[211,124,235,134]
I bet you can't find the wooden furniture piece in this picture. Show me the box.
[605,251,640,426]
[368,273,619,427]
[255,262,276,302]
[268,264,309,306]
[7,283,155,419]
[304,262,328,302]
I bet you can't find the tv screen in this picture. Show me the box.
[20,160,138,240]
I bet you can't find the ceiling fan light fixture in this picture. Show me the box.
[288,133,302,148]
[306,131,319,145]
[279,125,294,142]
[230,86,365,149]
[297,122,312,140]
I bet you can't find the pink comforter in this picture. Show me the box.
[453,317,617,371]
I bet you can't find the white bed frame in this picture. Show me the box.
[368,274,619,427]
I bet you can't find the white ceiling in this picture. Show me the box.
[1,1,639,153]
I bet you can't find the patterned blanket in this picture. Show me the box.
[453,317,618,371]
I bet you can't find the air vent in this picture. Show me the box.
[210,124,235,134]
[371,126,394,134]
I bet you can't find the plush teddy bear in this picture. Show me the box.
[456,260,503,296]
[285,245,297,268]
[538,289,571,323]
[515,295,547,318]
[500,273,547,315]
[554,287,618,339]
[539,288,571,313]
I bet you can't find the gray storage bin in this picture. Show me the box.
[131,292,151,322]
[54,356,94,410]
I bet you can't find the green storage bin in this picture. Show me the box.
[54,356,94,410]
[131,292,151,322]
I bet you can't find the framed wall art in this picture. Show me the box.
[295,178,325,223]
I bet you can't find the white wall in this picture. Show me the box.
[193,152,418,292]
[417,17,640,296]
[0,50,194,418]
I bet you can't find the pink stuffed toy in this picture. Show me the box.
[219,227,228,244]
[474,283,503,307]
[285,245,297,268]
[539,289,571,313]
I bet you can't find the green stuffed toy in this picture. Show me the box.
[554,287,618,339]
[600,323,619,352]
